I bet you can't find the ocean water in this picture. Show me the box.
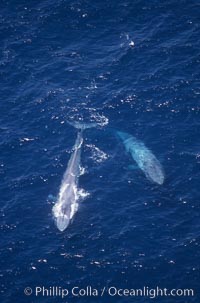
[0,0,200,302]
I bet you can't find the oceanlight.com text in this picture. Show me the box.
[24,285,194,299]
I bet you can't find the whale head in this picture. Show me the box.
[56,215,70,232]
[116,131,131,142]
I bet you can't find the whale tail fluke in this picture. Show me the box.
[67,120,102,130]
[67,121,99,130]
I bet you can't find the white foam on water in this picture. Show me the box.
[90,112,109,127]
[65,109,109,128]
[79,165,86,176]
[86,144,109,163]
[77,188,90,200]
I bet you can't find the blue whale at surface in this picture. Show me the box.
[116,131,165,185]
[52,121,100,232]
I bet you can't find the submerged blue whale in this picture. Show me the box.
[116,131,164,185]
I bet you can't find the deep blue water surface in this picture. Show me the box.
[0,0,200,302]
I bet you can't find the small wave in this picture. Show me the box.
[120,32,135,48]
[19,137,36,142]
[179,151,200,163]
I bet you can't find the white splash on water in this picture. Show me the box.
[77,188,90,199]
[79,165,86,176]
[86,144,109,163]
[89,112,109,127]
